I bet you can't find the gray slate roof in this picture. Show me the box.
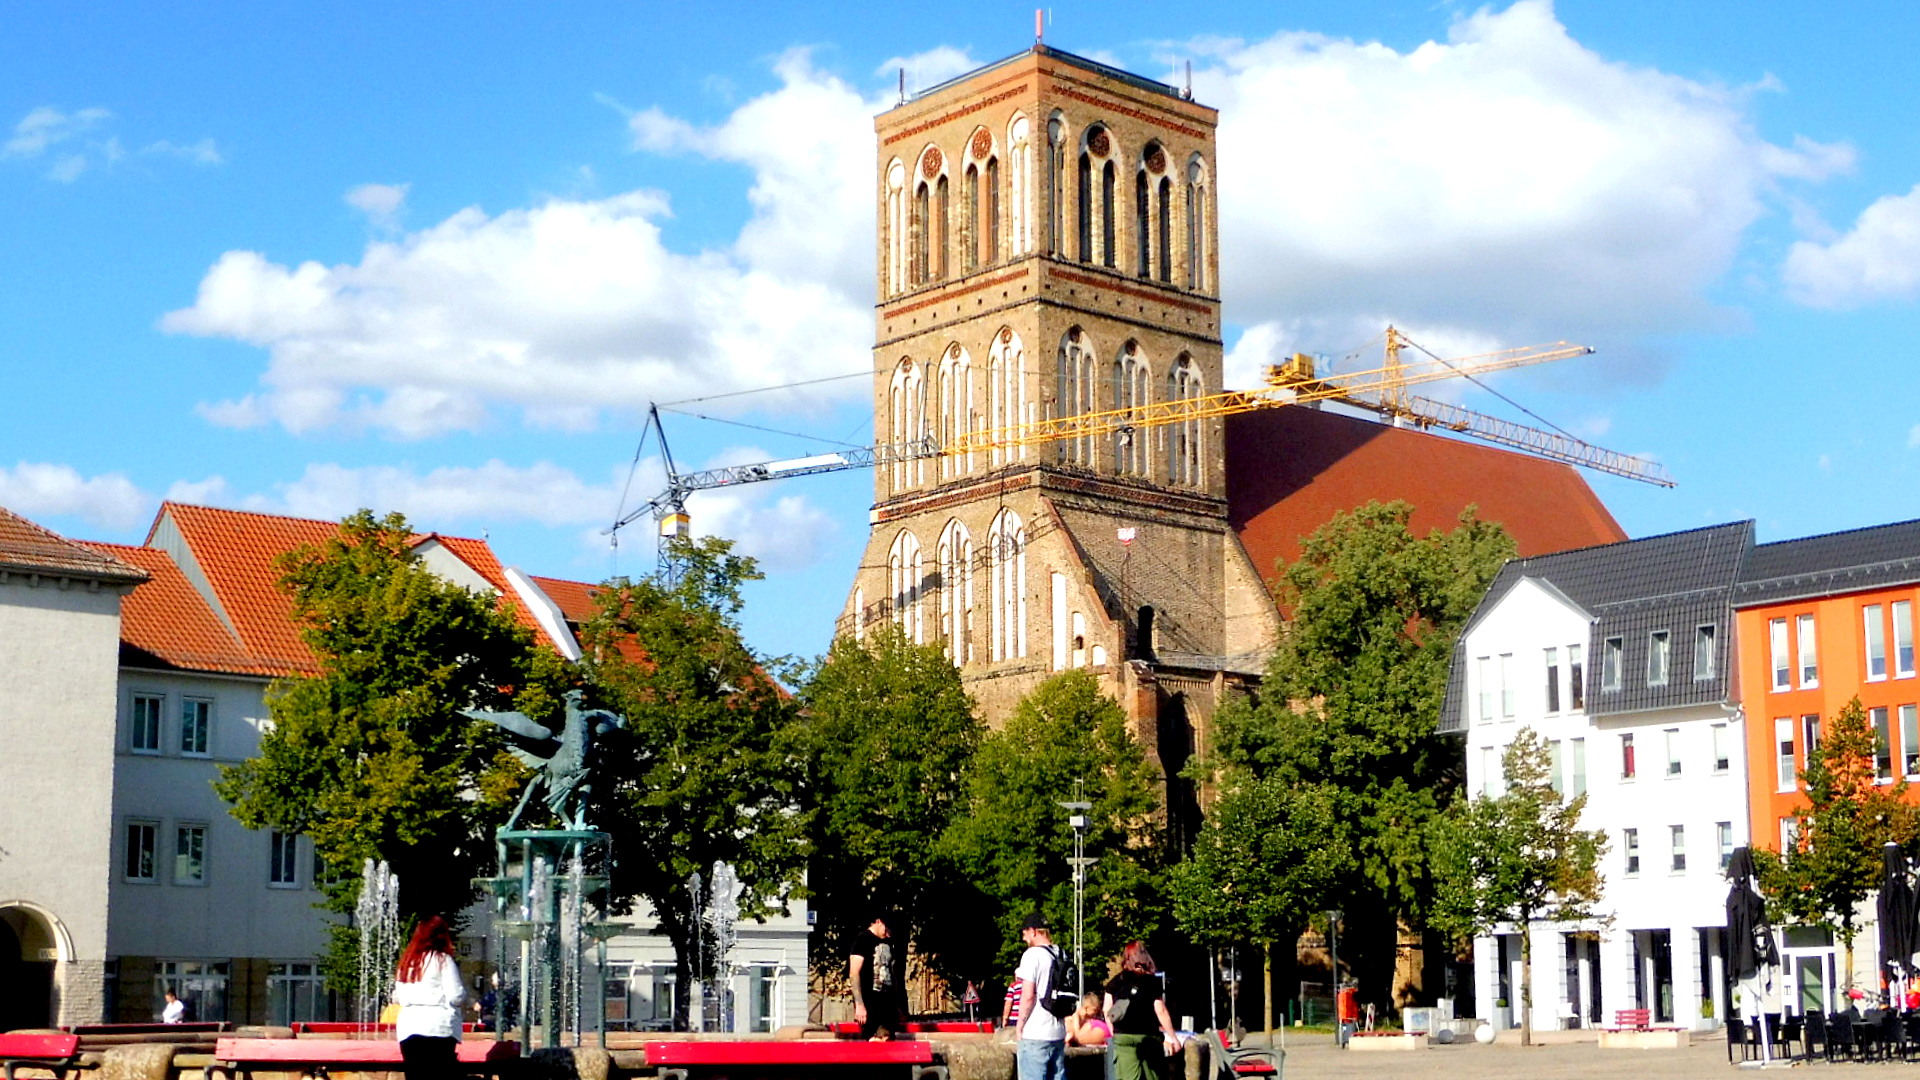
[1735,517,1920,607]
[1440,521,1752,732]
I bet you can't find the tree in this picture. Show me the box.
[793,624,982,979]
[940,671,1167,976]
[1756,696,1920,983]
[580,536,809,1026]
[1429,727,1606,1046]
[1168,775,1346,1033]
[216,510,567,988]
[1207,501,1514,1007]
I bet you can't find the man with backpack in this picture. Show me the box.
[1014,911,1074,1080]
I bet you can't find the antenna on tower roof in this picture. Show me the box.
[1184,59,1193,100]
[1035,8,1043,44]
[898,67,906,105]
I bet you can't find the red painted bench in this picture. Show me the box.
[828,1022,995,1036]
[645,1040,944,1080]
[1205,1031,1280,1079]
[289,1024,481,1036]
[63,1024,228,1036]
[1612,1009,1652,1031]
[0,1034,81,1080]
[209,1037,518,1080]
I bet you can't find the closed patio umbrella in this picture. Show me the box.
[1727,847,1781,1062]
[1877,843,1917,1000]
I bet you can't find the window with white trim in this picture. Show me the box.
[131,693,163,754]
[269,831,299,887]
[1499,653,1514,718]
[1664,728,1682,777]
[1797,613,1818,688]
[1711,723,1730,773]
[1775,718,1795,791]
[1647,630,1670,687]
[125,820,158,882]
[1568,643,1584,711]
[1570,738,1587,797]
[1717,822,1734,871]
[1904,704,1920,778]
[1694,624,1716,681]
[1867,604,1888,681]
[1476,656,1493,724]
[1769,617,1789,690]
[1623,828,1640,876]
[1872,705,1893,780]
[1670,825,1686,873]
[1603,637,1623,692]
[181,698,211,757]
[175,823,207,885]
[1896,600,1915,678]
[1544,647,1561,713]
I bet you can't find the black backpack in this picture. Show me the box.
[1041,947,1081,1018]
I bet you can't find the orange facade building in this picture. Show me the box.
[1735,521,1920,852]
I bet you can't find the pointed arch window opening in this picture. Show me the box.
[1100,161,1117,269]
[939,347,974,480]
[1167,355,1203,486]
[1156,177,1173,282]
[885,161,907,296]
[889,359,926,491]
[988,509,1028,662]
[1056,330,1097,468]
[938,519,975,665]
[888,530,925,645]
[1045,116,1065,255]
[1008,115,1032,257]
[1135,168,1152,279]
[963,164,980,274]
[1114,344,1152,477]
[988,330,1029,469]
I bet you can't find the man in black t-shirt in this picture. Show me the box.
[849,913,906,1040]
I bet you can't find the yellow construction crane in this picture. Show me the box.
[611,328,1671,569]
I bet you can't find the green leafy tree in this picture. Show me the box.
[1168,775,1345,1033]
[940,670,1166,976]
[793,624,982,979]
[580,536,809,1026]
[1207,501,1513,1007]
[1756,696,1920,983]
[216,510,567,988]
[1429,727,1606,1046]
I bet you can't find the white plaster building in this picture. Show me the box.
[1442,523,1753,1032]
[0,502,810,1030]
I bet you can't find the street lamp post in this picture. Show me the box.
[1060,798,1094,995]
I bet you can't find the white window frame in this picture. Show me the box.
[1499,653,1514,718]
[268,831,300,888]
[1775,717,1796,792]
[1647,630,1670,687]
[175,823,208,885]
[1904,704,1920,780]
[1670,824,1686,874]
[1717,822,1734,871]
[1695,624,1716,681]
[1623,828,1640,876]
[130,692,164,754]
[125,819,158,882]
[1620,732,1636,781]
[1896,600,1915,679]
[1570,738,1587,797]
[1872,705,1893,781]
[1711,722,1730,774]
[1543,647,1561,714]
[180,697,212,758]
[1664,727,1682,777]
[1797,613,1818,689]
[1603,637,1623,692]
[1867,604,1888,681]
[1770,617,1790,691]
[1568,643,1585,711]
[1476,656,1493,724]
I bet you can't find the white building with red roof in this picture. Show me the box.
[0,502,809,1031]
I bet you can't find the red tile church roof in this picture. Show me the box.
[1226,406,1626,583]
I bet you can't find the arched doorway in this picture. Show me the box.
[0,906,61,1030]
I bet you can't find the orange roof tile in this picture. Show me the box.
[1226,406,1626,583]
[528,575,602,625]
[0,505,146,584]
[152,502,339,675]
[80,542,289,677]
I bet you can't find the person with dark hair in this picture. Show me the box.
[1014,912,1067,1080]
[849,912,906,1040]
[393,915,466,1080]
[1103,942,1179,1080]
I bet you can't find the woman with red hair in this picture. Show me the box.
[393,916,466,1080]
[1103,942,1179,1080]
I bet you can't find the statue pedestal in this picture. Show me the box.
[478,828,623,1051]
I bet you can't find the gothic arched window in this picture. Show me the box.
[937,518,974,664]
[938,344,973,480]
[888,529,924,644]
[1114,341,1152,477]
[988,327,1027,468]
[889,358,926,490]
[1056,328,1097,467]
[1167,353,1203,486]
[885,159,906,295]
[1185,155,1210,292]
[988,508,1027,662]
[1007,115,1031,256]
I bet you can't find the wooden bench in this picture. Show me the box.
[0,1034,82,1080]
[208,1037,519,1080]
[645,1040,944,1080]
[63,1024,228,1036]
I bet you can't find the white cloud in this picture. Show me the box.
[5,106,219,181]
[168,51,880,439]
[1782,183,1920,308]
[345,182,410,229]
[875,46,981,97]
[4,106,109,157]
[0,462,150,530]
[1192,0,1848,376]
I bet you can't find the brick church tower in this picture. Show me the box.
[839,45,1280,833]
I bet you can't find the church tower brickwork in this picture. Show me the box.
[840,46,1279,823]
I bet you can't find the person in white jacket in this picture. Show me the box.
[393,915,466,1080]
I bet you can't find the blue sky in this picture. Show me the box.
[7,1,1920,663]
